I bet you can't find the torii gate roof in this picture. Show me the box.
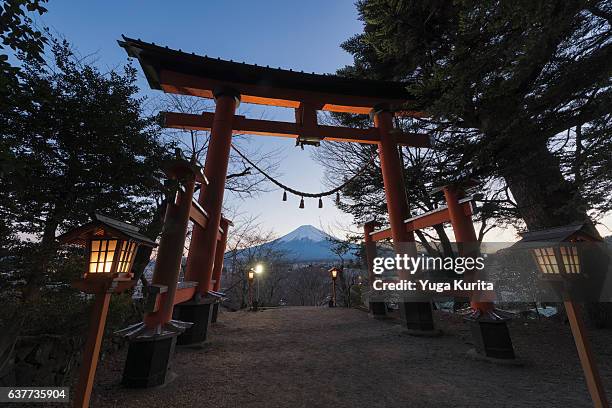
[118,36,415,115]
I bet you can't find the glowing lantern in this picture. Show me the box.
[516,222,598,282]
[532,245,581,279]
[513,222,609,407]
[58,213,156,282]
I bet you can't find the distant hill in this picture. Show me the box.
[236,225,357,262]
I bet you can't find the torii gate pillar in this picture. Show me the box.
[176,88,240,345]
[185,89,239,292]
[443,185,515,360]
[121,159,198,388]
[372,106,436,333]
[210,217,231,323]
[364,221,387,317]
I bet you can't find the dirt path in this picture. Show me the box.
[92,307,612,408]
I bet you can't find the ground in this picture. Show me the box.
[92,307,612,408]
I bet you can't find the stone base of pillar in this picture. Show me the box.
[399,302,441,335]
[468,318,515,360]
[210,303,220,323]
[122,333,178,388]
[174,302,212,346]
[369,301,387,318]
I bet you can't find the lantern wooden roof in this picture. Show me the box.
[57,213,157,247]
[118,36,416,115]
[516,222,597,244]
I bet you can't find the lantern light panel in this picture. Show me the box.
[89,239,117,274]
[560,245,580,274]
[532,245,581,276]
[533,247,560,274]
[87,238,139,276]
[117,241,139,273]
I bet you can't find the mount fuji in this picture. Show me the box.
[249,225,356,262]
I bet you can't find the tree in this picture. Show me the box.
[1,39,172,299]
[339,0,612,325]
[0,0,48,94]
[340,0,612,232]
[286,266,330,306]
[221,215,286,308]
[0,0,48,266]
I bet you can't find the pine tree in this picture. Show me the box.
[340,0,612,232]
[1,39,172,299]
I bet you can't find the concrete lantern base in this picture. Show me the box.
[468,318,515,360]
[122,333,178,388]
[174,302,213,346]
[369,301,387,318]
[399,302,437,332]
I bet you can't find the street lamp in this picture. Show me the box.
[248,270,255,311]
[251,263,263,310]
[329,267,339,307]
[57,213,156,408]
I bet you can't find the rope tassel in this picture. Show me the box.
[318,198,323,208]
[299,197,305,209]
[282,191,287,201]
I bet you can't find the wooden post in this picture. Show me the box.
[248,278,253,310]
[211,218,230,292]
[363,222,377,284]
[372,108,415,251]
[443,185,515,359]
[144,173,196,327]
[364,221,385,316]
[565,301,609,408]
[443,186,493,313]
[373,106,434,331]
[73,291,111,408]
[185,90,239,295]
[332,279,337,306]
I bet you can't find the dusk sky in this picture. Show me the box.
[34,1,610,241]
[36,1,363,239]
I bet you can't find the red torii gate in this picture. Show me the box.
[117,36,435,385]
[364,185,515,358]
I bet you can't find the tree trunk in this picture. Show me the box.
[22,212,60,302]
[496,130,609,327]
[433,224,455,257]
[498,135,591,231]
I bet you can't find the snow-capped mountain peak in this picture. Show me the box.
[276,225,332,243]
[226,224,356,262]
